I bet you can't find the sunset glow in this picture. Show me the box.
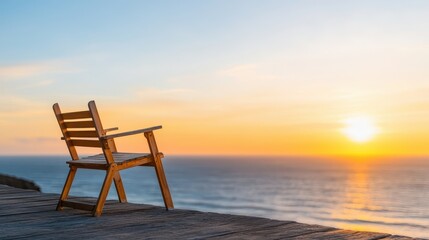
[0,1,429,157]
[342,117,378,143]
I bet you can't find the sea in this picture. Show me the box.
[0,155,428,238]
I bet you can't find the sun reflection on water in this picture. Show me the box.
[330,163,416,236]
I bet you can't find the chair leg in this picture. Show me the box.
[57,166,77,211]
[145,131,174,210]
[113,171,127,203]
[93,165,115,217]
[154,159,174,210]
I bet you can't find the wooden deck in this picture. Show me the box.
[0,185,419,240]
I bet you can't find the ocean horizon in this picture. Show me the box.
[1,155,428,238]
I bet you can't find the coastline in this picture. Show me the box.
[0,173,41,192]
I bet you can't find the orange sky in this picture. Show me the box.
[1,96,428,157]
[1,1,429,156]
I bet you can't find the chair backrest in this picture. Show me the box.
[53,101,107,160]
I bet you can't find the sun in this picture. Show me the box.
[342,117,378,143]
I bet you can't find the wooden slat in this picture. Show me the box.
[65,153,155,170]
[61,111,92,120]
[64,121,95,129]
[61,200,95,211]
[117,157,154,170]
[67,161,108,170]
[66,130,98,138]
[70,139,102,148]
[79,152,153,161]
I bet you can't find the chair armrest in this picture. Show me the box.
[104,127,119,132]
[100,125,162,140]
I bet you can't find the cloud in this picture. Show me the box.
[0,64,49,79]
[0,60,77,81]
[0,95,45,113]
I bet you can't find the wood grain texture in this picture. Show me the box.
[101,125,162,139]
[113,171,127,203]
[65,152,154,170]
[61,199,95,211]
[53,103,79,160]
[145,131,174,210]
[66,130,98,138]
[56,166,77,211]
[60,111,92,120]
[0,185,418,240]
[63,120,95,129]
[70,139,102,148]
[93,165,115,216]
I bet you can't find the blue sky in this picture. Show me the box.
[1,1,429,155]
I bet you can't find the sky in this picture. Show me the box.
[1,0,429,156]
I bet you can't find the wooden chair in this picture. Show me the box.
[53,100,173,216]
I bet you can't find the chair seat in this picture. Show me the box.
[67,152,158,170]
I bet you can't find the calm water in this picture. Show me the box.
[0,155,428,238]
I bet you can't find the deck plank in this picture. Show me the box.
[291,229,391,240]
[0,185,418,240]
